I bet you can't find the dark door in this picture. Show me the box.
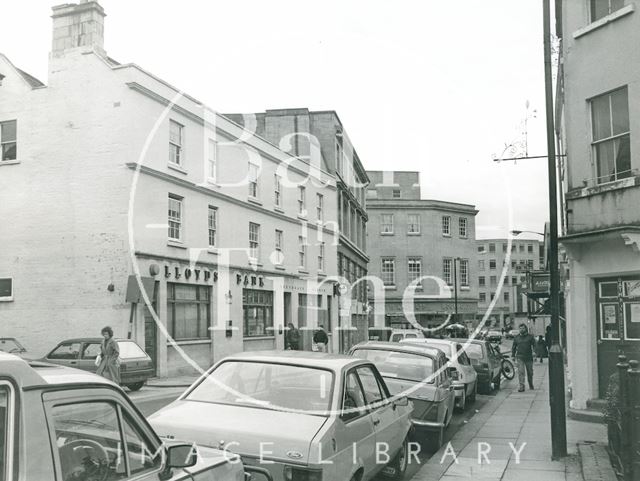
[143,281,158,376]
[596,277,640,398]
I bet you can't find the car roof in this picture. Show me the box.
[351,341,445,359]
[450,338,488,347]
[221,350,366,372]
[54,338,138,343]
[0,352,114,389]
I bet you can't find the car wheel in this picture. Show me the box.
[126,381,144,392]
[468,382,477,403]
[494,373,501,390]
[387,437,408,479]
[456,390,466,412]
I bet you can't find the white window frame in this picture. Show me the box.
[207,206,217,248]
[0,120,17,163]
[169,120,183,166]
[479,276,486,287]
[316,193,324,222]
[442,216,451,236]
[381,258,396,286]
[249,222,260,261]
[478,260,485,271]
[407,214,420,234]
[275,229,284,265]
[298,235,307,269]
[207,138,217,182]
[408,258,422,287]
[318,242,325,272]
[274,174,282,207]
[590,0,625,22]
[392,189,401,198]
[443,258,453,285]
[460,259,469,286]
[298,186,307,216]
[381,214,394,234]
[168,194,183,241]
[459,218,468,238]
[479,292,487,303]
[0,278,13,302]
[248,163,259,198]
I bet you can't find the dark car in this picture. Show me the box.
[40,338,154,391]
[451,338,502,394]
[0,337,27,356]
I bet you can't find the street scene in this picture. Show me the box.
[0,0,637,480]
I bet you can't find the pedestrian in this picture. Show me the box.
[96,326,121,384]
[535,335,548,363]
[545,324,552,350]
[313,324,329,353]
[511,323,535,392]
[285,322,300,350]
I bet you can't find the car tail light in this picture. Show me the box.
[284,466,322,481]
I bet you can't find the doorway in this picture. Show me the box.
[143,281,159,376]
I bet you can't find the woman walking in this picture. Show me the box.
[96,326,121,384]
[535,335,548,363]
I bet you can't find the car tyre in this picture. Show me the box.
[456,390,466,412]
[494,374,501,390]
[126,381,145,392]
[468,381,477,403]
[387,437,408,479]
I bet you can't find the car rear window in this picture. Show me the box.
[352,349,435,383]
[462,343,484,360]
[117,341,147,359]
[186,361,334,415]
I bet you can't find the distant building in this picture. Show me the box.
[557,0,640,408]
[475,239,544,330]
[0,1,338,376]
[224,108,370,352]
[366,171,478,330]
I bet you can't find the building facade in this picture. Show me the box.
[475,239,544,331]
[0,1,338,376]
[224,108,370,352]
[557,0,640,408]
[366,171,479,330]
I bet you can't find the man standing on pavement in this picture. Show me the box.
[512,323,536,392]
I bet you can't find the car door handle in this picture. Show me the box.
[373,419,380,426]
[69,361,77,365]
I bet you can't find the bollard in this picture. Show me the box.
[628,360,640,481]
[619,355,631,479]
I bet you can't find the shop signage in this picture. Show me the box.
[164,265,218,282]
[236,273,265,287]
[526,271,550,298]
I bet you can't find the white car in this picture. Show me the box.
[389,329,425,342]
[401,338,478,410]
[149,351,413,481]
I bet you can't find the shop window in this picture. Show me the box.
[243,289,274,337]
[167,284,210,340]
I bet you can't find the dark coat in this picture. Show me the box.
[313,329,329,344]
[536,339,548,358]
[286,327,300,349]
[96,337,121,384]
[512,333,536,361]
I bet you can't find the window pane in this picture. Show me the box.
[615,135,631,178]
[49,342,82,360]
[122,414,162,475]
[611,88,630,135]
[1,143,16,161]
[591,94,612,141]
[0,386,9,481]
[590,0,610,21]
[1,121,16,142]
[52,402,127,480]
[356,367,384,405]
[596,140,615,182]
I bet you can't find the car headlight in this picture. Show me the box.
[284,466,323,481]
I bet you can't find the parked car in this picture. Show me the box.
[40,337,154,391]
[0,352,259,481]
[0,337,27,356]
[389,328,425,342]
[149,350,413,481]
[400,338,477,411]
[349,341,455,449]
[486,330,503,343]
[451,338,502,393]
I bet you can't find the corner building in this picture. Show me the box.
[0,1,338,376]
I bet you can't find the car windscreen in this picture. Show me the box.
[185,361,334,415]
[0,339,21,353]
[352,349,434,383]
[117,341,148,359]
[462,343,484,360]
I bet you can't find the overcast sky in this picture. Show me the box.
[1,0,550,240]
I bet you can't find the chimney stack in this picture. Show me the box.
[51,1,106,57]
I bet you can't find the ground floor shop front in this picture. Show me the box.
[377,298,478,334]
[134,254,338,377]
[563,232,640,409]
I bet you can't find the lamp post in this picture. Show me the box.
[543,0,568,459]
[453,257,459,322]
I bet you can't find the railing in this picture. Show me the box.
[607,355,640,481]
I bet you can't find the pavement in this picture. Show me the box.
[410,360,613,481]
[146,375,198,388]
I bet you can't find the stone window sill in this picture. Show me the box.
[247,196,262,206]
[168,163,188,175]
[566,174,640,200]
[573,4,635,39]
[167,240,187,249]
[0,160,20,166]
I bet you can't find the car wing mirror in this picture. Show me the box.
[394,396,409,407]
[166,443,198,469]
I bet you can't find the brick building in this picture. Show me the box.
[0,1,338,376]
[224,108,370,352]
[366,171,479,330]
